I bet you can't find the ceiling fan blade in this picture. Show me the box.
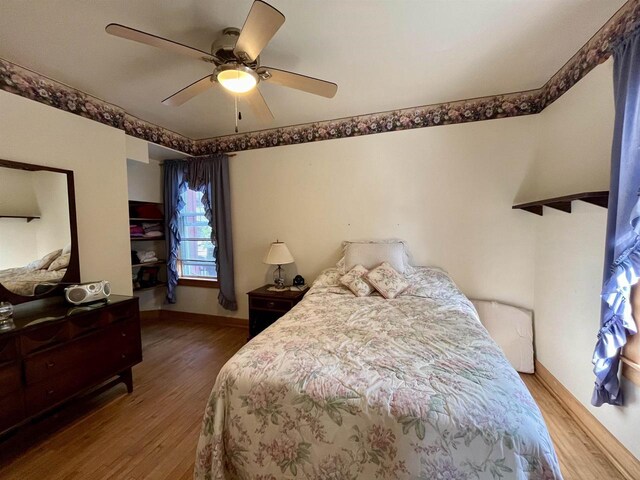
[233,1,285,63]
[162,75,214,107]
[258,67,337,98]
[241,87,274,122]
[105,23,215,63]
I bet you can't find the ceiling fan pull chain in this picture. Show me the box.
[234,95,239,133]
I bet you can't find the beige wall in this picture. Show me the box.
[0,167,41,269]
[532,59,640,459]
[0,90,132,295]
[33,170,71,258]
[163,115,539,319]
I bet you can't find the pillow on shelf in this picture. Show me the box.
[338,240,411,274]
[366,262,410,299]
[340,265,374,297]
[48,253,70,271]
[27,249,62,270]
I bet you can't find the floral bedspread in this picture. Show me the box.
[195,268,562,480]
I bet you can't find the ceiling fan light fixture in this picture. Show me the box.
[216,65,259,93]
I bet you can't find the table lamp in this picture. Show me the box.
[264,240,294,290]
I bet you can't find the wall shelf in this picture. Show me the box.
[512,191,609,216]
[130,236,165,241]
[132,260,166,268]
[0,215,40,223]
[133,282,167,293]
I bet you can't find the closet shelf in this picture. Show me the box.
[130,236,165,241]
[0,215,40,223]
[133,282,167,293]
[512,191,609,216]
[131,260,166,268]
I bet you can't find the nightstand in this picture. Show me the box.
[247,285,307,338]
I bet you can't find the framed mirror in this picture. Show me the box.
[0,159,80,304]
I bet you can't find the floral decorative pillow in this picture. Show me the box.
[27,249,62,271]
[366,262,410,299]
[312,268,342,287]
[340,265,374,297]
[48,253,70,271]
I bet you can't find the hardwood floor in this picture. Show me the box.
[520,374,624,480]
[0,317,624,479]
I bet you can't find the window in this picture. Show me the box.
[177,187,217,283]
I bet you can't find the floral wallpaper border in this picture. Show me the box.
[1,1,638,156]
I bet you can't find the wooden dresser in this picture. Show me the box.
[0,295,141,435]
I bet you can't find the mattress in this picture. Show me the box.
[194,267,562,479]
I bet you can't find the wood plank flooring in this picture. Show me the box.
[0,316,624,479]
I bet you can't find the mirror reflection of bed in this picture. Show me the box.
[0,165,72,296]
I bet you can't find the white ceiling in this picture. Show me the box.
[0,0,626,139]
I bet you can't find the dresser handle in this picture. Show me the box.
[267,301,275,308]
[47,389,54,395]
[121,332,127,337]
[46,361,55,368]
[121,354,127,359]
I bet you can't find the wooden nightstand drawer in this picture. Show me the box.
[247,285,307,339]
[250,297,292,312]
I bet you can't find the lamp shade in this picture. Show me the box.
[263,241,294,265]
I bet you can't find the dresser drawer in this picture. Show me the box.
[249,297,293,312]
[100,301,138,324]
[0,336,18,365]
[0,363,21,395]
[24,333,100,385]
[102,321,142,373]
[69,312,105,338]
[0,390,24,433]
[24,372,80,416]
[20,322,70,355]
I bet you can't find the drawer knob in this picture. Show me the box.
[121,332,127,337]
[46,361,55,368]
[121,354,127,359]
[268,301,275,308]
[47,389,55,396]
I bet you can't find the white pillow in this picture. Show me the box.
[471,299,534,374]
[62,243,72,255]
[340,241,409,274]
[26,249,62,270]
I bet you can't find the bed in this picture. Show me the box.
[195,267,562,479]
[0,265,66,296]
[0,248,69,296]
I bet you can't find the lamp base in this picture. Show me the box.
[273,265,286,290]
[267,285,288,292]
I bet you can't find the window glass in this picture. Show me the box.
[177,188,216,280]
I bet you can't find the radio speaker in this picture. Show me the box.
[65,281,111,305]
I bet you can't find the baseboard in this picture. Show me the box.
[535,360,640,480]
[139,310,162,321]
[146,309,248,329]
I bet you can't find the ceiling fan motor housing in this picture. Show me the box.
[211,27,259,68]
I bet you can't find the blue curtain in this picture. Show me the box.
[164,155,238,310]
[592,25,640,407]
[164,159,186,304]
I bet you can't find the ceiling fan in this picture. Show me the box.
[105,0,337,130]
